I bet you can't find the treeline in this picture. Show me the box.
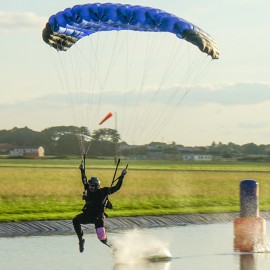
[0,126,119,156]
[1,126,270,158]
[207,141,270,159]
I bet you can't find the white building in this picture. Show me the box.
[10,146,45,157]
[183,154,212,161]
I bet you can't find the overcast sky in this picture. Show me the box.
[1,0,270,146]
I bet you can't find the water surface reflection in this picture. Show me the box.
[113,261,171,270]
[0,221,270,270]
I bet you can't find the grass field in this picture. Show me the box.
[0,157,270,222]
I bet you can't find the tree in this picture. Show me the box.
[56,133,80,155]
[8,127,41,147]
[41,126,89,155]
[91,128,120,143]
[242,143,262,155]
[90,129,121,157]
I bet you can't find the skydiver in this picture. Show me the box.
[72,164,127,253]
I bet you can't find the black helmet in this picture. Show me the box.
[88,177,100,189]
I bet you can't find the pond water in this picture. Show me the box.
[1,221,270,270]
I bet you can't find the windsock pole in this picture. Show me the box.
[234,179,266,252]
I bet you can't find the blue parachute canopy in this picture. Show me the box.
[42,3,219,59]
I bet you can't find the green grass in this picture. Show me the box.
[0,158,270,222]
[2,156,270,171]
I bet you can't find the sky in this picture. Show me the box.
[1,0,270,146]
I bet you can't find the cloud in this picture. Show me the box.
[186,81,270,106]
[1,81,270,109]
[0,11,45,33]
[2,80,270,146]
[237,121,269,130]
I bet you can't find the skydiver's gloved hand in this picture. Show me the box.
[121,169,127,176]
[79,163,84,172]
[82,191,87,200]
[79,163,86,177]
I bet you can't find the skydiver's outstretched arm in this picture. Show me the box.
[109,169,127,195]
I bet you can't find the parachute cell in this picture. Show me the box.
[42,3,219,59]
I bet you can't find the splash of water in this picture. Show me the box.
[254,239,270,253]
[110,229,171,264]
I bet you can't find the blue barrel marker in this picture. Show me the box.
[240,180,258,217]
[234,180,266,252]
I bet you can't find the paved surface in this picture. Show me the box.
[1,212,269,238]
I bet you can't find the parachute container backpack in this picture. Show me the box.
[42,3,219,155]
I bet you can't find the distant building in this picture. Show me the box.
[10,146,45,157]
[0,143,14,154]
[183,154,212,161]
[118,142,137,151]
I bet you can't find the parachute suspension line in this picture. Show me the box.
[85,33,104,132]
[125,33,152,140]
[47,47,82,131]
[144,47,213,142]
[191,56,214,85]
[74,37,103,135]
[63,47,81,125]
[66,35,108,145]
[135,36,187,143]
[59,51,82,131]
[141,45,191,142]
[119,32,129,146]
[52,24,92,156]
[120,31,139,144]
[119,31,131,149]
[94,32,121,126]
[68,37,104,135]
[79,36,107,155]
[180,44,214,87]
[68,34,98,156]
[78,134,86,157]
[66,32,130,154]
[132,35,189,144]
[51,48,88,156]
[138,53,188,141]
[83,32,125,133]
[85,139,92,155]
[143,51,196,142]
[47,47,81,155]
[127,33,162,144]
[83,40,95,139]
[70,46,85,138]
[140,34,183,141]
[140,34,159,81]
[101,32,123,89]
[158,56,211,128]
[61,43,90,156]
[74,37,103,90]
[78,131,92,157]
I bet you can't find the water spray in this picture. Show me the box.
[111,229,171,264]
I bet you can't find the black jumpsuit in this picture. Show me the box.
[72,176,124,244]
